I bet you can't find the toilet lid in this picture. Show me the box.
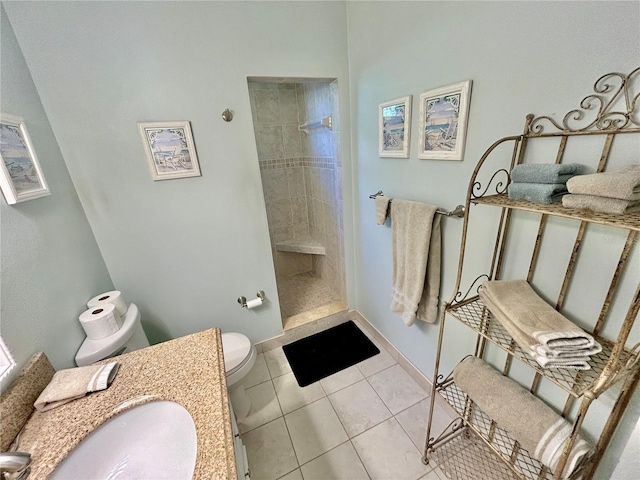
[221,332,251,374]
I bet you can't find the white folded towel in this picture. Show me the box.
[34,362,120,412]
[479,280,599,369]
[566,164,640,201]
[389,199,441,325]
[454,356,591,477]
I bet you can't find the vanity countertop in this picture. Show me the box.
[15,328,237,479]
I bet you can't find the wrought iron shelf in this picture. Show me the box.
[430,427,518,480]
[445,296,636,398]
[471,194,640,232]
[434,379,590,480]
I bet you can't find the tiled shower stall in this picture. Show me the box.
[248,79,346,329]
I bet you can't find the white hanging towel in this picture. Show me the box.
[389,199,441,325]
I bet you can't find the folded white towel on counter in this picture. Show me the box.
[34,362,120,412]
[478,280,598,369]
[375,195,391,225]
[453,356,591,477]
[389,199,441,325]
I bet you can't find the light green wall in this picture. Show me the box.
[3,1,353,345]
[0,5,114,385]
[2,0,639,475]
[346,1,639,477]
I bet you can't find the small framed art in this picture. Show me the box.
[418,80,472,161]
[0,113,50,204]
[138,121,201,181]
[379,96,411,158]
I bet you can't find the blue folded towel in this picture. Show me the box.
[511,163,584,184]
[508,183,568,204]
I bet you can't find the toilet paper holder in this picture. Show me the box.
[238,291,265,308]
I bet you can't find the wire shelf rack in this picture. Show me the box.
[445,296,634,397]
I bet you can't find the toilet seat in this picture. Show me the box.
[221,332,254,376]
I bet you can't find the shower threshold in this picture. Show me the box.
[277,271,346,331]
[283,301,348,331]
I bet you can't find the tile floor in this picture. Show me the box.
[238,331,457,480]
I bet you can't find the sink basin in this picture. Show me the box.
[50,401,197,480]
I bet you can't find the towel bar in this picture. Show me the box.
[369,191,465,218]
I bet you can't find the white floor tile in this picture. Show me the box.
[243,353,271,388]
[242,418,298,480]
[273,371,326,414]
[264,347,293,378]
[277,468,303,480]
[419,468,445,480]
[356,345,396,378]
[239,381,283,434]
[351,417,430,480]
[396,398,458,451]
[328,380,392,437]
[367,364,428,414]
[285,397,349,465]
[320,365,365,395]
[300,441,370,480]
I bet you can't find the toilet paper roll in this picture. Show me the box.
[88,290,128,317]
[79,303,123,340]
[246,298,263,309]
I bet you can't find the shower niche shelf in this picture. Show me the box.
[423,68,640,480]
[275,237,325,255]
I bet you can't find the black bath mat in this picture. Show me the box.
[283,321,380,387]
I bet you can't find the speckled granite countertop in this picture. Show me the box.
[15,328,237,479]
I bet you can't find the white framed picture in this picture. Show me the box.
[138,121,201,181]
[379,95,412,158]
[418,80,472,161]
[0,113,50,204]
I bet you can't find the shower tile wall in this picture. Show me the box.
[249,80,346,310]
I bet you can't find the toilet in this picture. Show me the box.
[221,332,257,419]
[75,303,257,418]
[75,303,150,367]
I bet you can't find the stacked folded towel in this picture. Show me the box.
[34,361,120,411]
[454,356,591,477]
[478,280,601,369]
[508,163,584,204]
[563,164,640,214]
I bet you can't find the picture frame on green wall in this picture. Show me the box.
[418,80,472,161]
[0,113,50,205]
[379,95,412,158]
[138,121,201,181]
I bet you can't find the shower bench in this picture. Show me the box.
[275,237,325,255]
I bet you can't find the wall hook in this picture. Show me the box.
[222,108,233,122]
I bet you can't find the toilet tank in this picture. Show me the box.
[75,304,150,366]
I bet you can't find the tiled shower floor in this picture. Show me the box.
[238,331,456,480]
[277,272,347,330]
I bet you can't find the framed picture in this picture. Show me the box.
[0,113,50,204]
[418,80,472,161]
[379,95,412,158]
[138,121,201,181]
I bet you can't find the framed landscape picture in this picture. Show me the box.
[379,96,411,158]
[138,121,201,181]
[0,113,50,204]
[418,80,472,161]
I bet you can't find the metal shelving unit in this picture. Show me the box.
[423,68,640,480]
